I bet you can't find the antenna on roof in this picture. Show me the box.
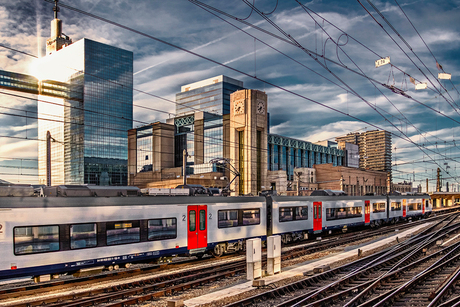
[53,0,60,19]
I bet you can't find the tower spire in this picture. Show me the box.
[53,0,60,19]
[46,0,72,55]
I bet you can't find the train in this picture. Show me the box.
[0,185,432,280]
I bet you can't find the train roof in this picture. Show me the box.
[0,195,266,209]
[270,194,430,202]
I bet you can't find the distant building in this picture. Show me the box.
[392,181,413,193]
[129,76,345,195]
[336,130,391,173]
[314,163,389,196]
[176,75,244,116]
[37,6,133,186]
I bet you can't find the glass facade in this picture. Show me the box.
[267,134,344,179]
[176,80,244,116]
[136,126,153,172]
[38,38,133,185]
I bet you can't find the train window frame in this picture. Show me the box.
[199,210,206,231]
[218,210,239,228]
[189,210,196,232]
[13,225,60,255]
[148,218,177,241]
[70,223,97,250]
[295,206,309,220]
[279,207,294,222]
[242,209,261,226]
[106,220,140,246]
[326,206,363,221]
[391,202,402,211]
[408,203,422,211]
[372,202,386,213]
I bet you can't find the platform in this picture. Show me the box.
[184,223,430,307]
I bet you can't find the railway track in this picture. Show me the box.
[224,212,460,307]
[1,210,457,307]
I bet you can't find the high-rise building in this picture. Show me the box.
[336,130,391,173]
[175,75,244,116]
[37,6,133,186]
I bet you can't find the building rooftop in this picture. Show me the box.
[180,75,243,92]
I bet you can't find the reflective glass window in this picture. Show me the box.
[14,225,59,255]
[295,206,309,220]
[279,207,293,222]
[218,210,238,228]
[199,210,206,230]
[148,218,177,240]
[242,209,260,226]
[189,210,196,231]
[70,223,97,249]
[391,202,401,211]
[106,221,140,245]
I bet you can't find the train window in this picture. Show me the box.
[408,203,422,211]
[218,210,238,228]
[106,221,140,245]
[326,207,362,221]
[326,208,336,220]
[148,218,177,241]
[373,202,386,213]
[279,207,293,222]
[318,206,322,219]
[295,207,308,220]
[391,202,401,211]
[70,223,97,249]
[199,210,206,230]
[189,210,196,232]
[347,206,362,218]
[337,208,347,219]
[242,209,260,226]
[14,225,59,255]
[426,200,429,208]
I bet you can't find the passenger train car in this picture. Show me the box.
[0,187,431,280]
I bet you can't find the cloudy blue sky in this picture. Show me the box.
[0,0,459,190]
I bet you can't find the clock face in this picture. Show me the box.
[234,101,244,115]
[257,101,265,114]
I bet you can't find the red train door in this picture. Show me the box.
[313,202,322,232]
[187,205,207,250]
[365,200,370,224]
[422,199,425,214]
[402,199,407,218]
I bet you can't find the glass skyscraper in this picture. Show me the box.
[176,75,244,116]
[37,38,133,186]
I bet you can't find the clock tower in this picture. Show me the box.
[230,89,268,195]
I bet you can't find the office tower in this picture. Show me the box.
[336,130,392,173]
[175,75,244,116]
[37,7,133,186]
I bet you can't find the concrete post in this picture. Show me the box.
[267,235,281,276]
[246,238,262,280]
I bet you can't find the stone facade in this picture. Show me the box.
[230,89,268,196]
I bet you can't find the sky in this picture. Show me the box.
[0,0,459,191]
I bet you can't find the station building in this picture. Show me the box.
[128,75,349,195]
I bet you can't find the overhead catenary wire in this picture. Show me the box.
[393,0,460,102]
[239,0,454,178]
[2,0,456,185]
[190,0,460,165]
[294,2,460,151]
[359,0,460,115]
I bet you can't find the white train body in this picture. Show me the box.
[0,191,431,280]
